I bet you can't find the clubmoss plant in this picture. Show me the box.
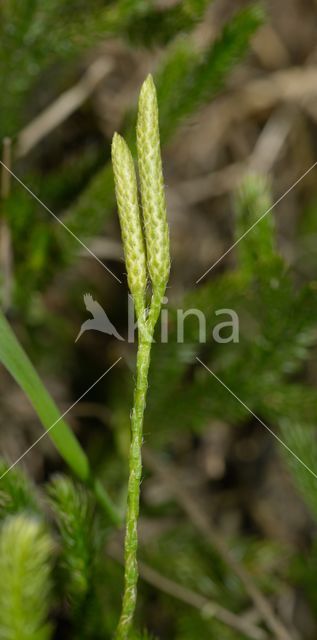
[112,75,170,639]
[48,475,93,609]
[0,514,53,640]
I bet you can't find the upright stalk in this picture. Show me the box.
[112,75,170,638]
[115,334,151,637]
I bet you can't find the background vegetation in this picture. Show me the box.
[1,0,317,638]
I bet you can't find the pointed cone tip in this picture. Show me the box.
[140,74,156,100]
[111,132,127,156]
[112,131,121,147]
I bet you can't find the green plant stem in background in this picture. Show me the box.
[0,311,89,481]
[93,477,122,526]
[112,75,170,638]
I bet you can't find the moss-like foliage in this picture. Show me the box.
[0,515,53,640]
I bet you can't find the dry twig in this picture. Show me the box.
[16,57,113,158]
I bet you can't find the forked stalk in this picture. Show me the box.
[112,75,170,638]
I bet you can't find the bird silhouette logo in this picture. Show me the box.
[75,293,124,342]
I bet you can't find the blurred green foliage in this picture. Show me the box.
[2,1,317,638]
[109,173,317,457]
[0,461,287,639]
[2,170,316,638]
[0,513,53,640]
[109,170,317,547]
[0,461,37,518]
[108,171,317,634]
[0,0,263,311]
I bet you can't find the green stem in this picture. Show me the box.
[115,286,165,639]
[148,283,166,330]
[115,335,152,639]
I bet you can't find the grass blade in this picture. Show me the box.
[0,311,90,481]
